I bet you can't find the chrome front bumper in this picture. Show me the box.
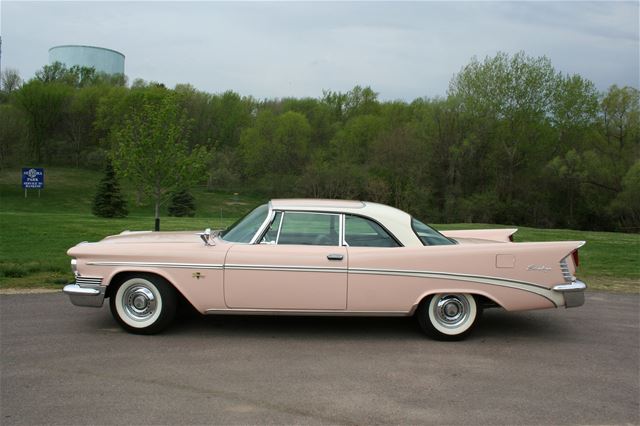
[63,282,106,307]
[552,280,587,308]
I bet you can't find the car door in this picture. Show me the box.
[342,214,406,312]
[224,211,348,310]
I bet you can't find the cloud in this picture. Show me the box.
[1,1,637,100]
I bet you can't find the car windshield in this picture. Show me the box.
[221,204,269,243]
[411,217,455,246]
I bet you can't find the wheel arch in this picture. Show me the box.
[413,289,503,314]
[105,270,195,311]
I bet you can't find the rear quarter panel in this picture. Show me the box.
[347,242,582,312]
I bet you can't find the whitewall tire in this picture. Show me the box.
[109,274,176,334]
[417,293,481,341]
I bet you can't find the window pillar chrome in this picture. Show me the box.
[250,201,275,245]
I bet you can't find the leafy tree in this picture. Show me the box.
[552,74,599,148]
[240,110,311,178]
[92,161,128,218]
[321,89,348,122]
[322,86,380,122]
[371,126,427,213]
[331,114,385,164]
[343,86,380,119]
[279,97,335,149]
[576,85,640,228]
[2,55,637,232]
[13,81,72,162]
[610,160,640,230]
[35,62,100,87]
[299,153,367,200]
[167,188,196,217]
[0,104,29,167]
[1,68,22,93]
[598,85,639,168]
[35,62,69,84]
[110,94,210,230]
[95,84,169,143]
[66,85,103,167]
[211,90,255,148]
[449,52,560,207]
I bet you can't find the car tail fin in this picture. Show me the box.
[571,249,580,268]
[560,241,585,274]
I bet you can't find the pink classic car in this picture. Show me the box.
[63,199,586,340]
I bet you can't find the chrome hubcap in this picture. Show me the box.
[434,295,469,328]
[122,285,156,321]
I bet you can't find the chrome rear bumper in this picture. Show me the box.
[552,280,587,308]
[63,283,106,307]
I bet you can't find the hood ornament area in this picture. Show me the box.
[197,228,219,246]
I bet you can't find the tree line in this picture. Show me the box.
[0,51,638,231]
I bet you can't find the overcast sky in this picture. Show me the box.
[1,1,638,100]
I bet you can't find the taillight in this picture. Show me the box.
[508,234,514,242]
[571,250,579,267]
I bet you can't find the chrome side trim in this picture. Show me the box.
[80,261,563,307]
[225,264,347,273]
[224,264,560,306]
[86,261,223,270]
[350,267,547,289]
[205,308,411,317]
[349,267,561,307]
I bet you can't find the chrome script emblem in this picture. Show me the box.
[192,272,205,280]
[527,265,552,272]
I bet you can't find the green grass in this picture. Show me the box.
[1,168,638,292]
[0,167,265,288]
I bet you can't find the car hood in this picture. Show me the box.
[67,230,228,258]
[100,230,205,244]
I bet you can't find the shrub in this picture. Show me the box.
[92,161,128,218]
[168,188,196,217]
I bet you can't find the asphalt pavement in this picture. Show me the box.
[1,291,638,425]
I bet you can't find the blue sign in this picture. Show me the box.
[22,168,44,189]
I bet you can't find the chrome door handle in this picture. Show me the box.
[327,254,344,261]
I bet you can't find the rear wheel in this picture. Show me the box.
[109,274,176,335]
[417,293,481,341]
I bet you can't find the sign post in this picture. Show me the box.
[22,168,44,198]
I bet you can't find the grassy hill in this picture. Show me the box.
[1,168,637,292]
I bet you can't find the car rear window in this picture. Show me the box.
[411,218,455,246]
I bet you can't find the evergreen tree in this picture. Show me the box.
[92,161,128,218]
[168,188,196,217]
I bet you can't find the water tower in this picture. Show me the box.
[48,45,125,75]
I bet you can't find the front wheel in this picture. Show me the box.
[416,293,481,341]
[109,274,177,335]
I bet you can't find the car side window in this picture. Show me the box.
[276,212,340,246]
[411,217,455,246]
[344,215,400,247]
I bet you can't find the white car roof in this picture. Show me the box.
[270,199,423,247]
